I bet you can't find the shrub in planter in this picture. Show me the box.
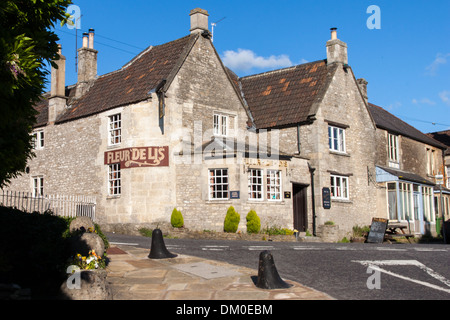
[170,208,184,228]
[224,206,240,233]
[246,210,261,234]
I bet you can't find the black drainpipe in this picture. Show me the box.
[297,124,301,154]
[308,163,317,236]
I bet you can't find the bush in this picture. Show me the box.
[224,206,240,233]
[170,208,184,228]
[246,210,261,234]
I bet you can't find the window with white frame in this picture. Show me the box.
[330,175,349,200]
[209,169,229,200]
[32,130,44,149]
[109,114,122,146]
[267,170,282,201]
[388,134,399,164]
[447,166,450,188]
[108,163,121,196]
[32,176,44,197]
[426,148,435,175]
[213,114,228,137]
[248,169,263,200]
[328,125,345,153]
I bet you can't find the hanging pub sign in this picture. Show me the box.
[105,146,169,169]
[322,187,331,209]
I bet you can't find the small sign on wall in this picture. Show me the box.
[322,187,331,209]
[284,191,291,199]
[230,191,240,199]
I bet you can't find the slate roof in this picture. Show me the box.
[237,60,336,129]
[377,165,436,186]
[368,103,446,150]
[35,34,198,125]
[427,130,450,156]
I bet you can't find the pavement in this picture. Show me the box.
[105,245,334,300]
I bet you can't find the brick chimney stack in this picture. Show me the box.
[76,28,97,98]
[48,44,67,124]
[190,8,209,34]
[326,28,348,65]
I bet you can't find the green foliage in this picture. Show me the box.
[264,226,294,235]
[352,225,370,237]
[0,206,72,296]
[246,210,261,234]
[224,206,240,233]
[171,208,184,228]
[0,0,72,188]
[324,221,335,226]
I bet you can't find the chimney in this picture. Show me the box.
[326,28,348,65]
[76,28,98,98]
[48,44,67,124]
[357,78,368,104]
[190,8,209,34]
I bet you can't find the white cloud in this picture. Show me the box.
[222,49,293,72]
[426,53,450,75]
[412,98,436,106]
[439,90,450,106]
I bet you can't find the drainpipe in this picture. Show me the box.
[308,163,317,236]
[297,124,301,154]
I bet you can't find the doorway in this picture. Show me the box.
[293,184,308,232]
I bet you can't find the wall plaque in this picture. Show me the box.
[105,146,169,168]
[230,191,240,199]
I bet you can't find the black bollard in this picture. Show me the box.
[256,250,292,289]
[148,229,177,259]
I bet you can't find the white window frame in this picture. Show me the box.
[32,176,44,197]
[330,175,349,200]
[109,114,122,146]
[213,114,228,137]
[426,148,435,176]
[267,170,282,201]
[446,166,450,189]
[108,163,121,196]
[209,169,229,200]
[32,130,44,150]
[328,125,346,153]
[388,133,399,165]
[248,169,263,201]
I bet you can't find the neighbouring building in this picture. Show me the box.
[3,8,446,239]
[427,130,450,225]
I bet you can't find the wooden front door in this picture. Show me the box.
[293,184,308,232]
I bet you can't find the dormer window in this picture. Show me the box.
[213,113,228,137]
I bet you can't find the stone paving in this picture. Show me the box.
[106,245,334,300]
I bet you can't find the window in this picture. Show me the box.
[267,170,282,201]
[447,166,450,188]
[32,130,44,149]
[328,125,345,153]
[108,164,121,196]
[32,176,44,197]
[248,169,263,200]
[213,114,228,137]
[109,114,122,146]
[422,186,434,222]
[388,134,399,165]
[209,169,229,200]
[426,148,435,175]
[330,175,349,200]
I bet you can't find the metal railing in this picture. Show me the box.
[0,190,96,221]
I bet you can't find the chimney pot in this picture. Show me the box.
[88,29,95,49]
[330,28,338,40]
[82,32,89,48]
[49,44,67,123]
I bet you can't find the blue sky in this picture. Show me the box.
[49,0,450,134]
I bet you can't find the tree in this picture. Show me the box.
[0,0,72,188]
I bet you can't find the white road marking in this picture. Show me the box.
[110,242,139,246]
[353,260,450,294]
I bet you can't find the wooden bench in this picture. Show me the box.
[385,223,415,243]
